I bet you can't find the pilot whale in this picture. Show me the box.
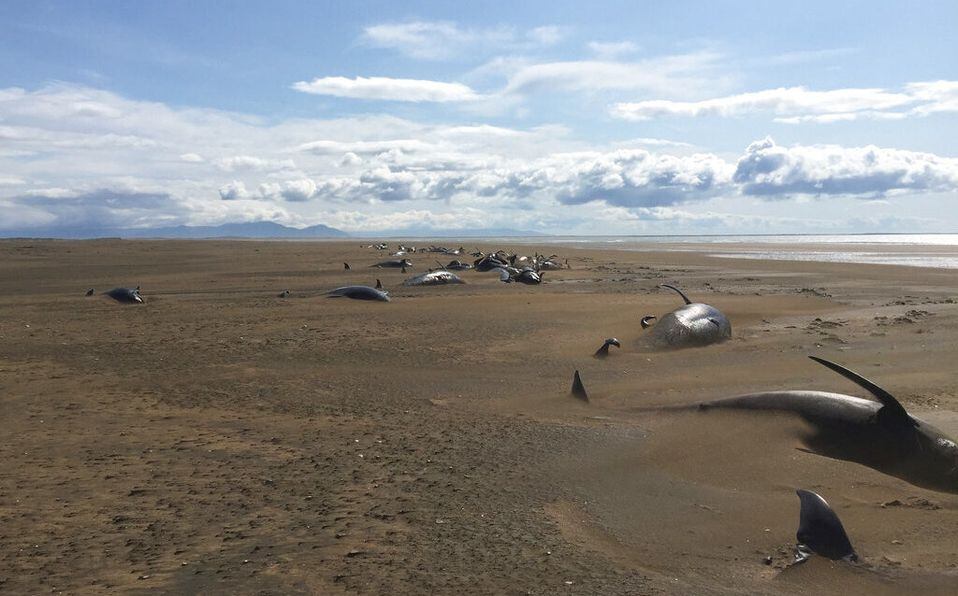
[372,259,413,269]
[671,357,958,494]
[105,287,143,304]
[643,284,730,349]
[327,283,390,302]
[402,270,465,286]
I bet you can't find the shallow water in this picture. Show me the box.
[484,234,958,269]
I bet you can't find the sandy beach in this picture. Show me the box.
[1,239,957,595]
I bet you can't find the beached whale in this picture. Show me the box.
[474,255,509,272]
[678,357,958,494]
[372,259,412,269]
[326,283,390,302]
[402,270,465,286]
[105,287,143,304]
[438,260,472,271]
[643,284,730,349]
[515,269,542,285]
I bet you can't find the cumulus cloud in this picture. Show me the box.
[546,150,733,206]
[219,181,250,201]
[291,76,482,102]
[360,21,564,60]
[339,152,362,167]
[2,83,957,235]
[734,137,958,197]
[612,80,958,122]
[258,179,318,202]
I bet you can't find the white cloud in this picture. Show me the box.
[215,155,297,172]
[2,83,956,235]
[527,26,564,46]
[612,86,912,120]
[586,41,640,60]
[291,76,482,102]
[905,80,958,115]
[219,180,250,201]
[612,80,958,122]
[360,21,564,60]
[339,152,362,167]
[734,137,958,196]
[612,137,696,149]
[502,52,728,97]
[296,139,437,155]
[258,179,318,202]
[180,153,204,162]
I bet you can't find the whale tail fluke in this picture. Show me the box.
[571,370,588,402]
[795,489,857,562]
[641,315,657,329]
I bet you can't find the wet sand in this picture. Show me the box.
[1,239,957,594]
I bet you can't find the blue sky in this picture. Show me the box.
[1,0,956,234]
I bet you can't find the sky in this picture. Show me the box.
[1,0,957,235]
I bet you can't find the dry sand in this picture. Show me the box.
[1,239,957,595]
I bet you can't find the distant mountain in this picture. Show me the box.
[0,221,348,239]
[124,221,348,238]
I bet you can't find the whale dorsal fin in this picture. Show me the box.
[660,284,692,305]
[795,489,857,561]
[375,279,383,289]
[808,356,915,428]
[571,370,588,402]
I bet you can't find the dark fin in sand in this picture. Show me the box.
[593,338,621,358]
[808,356,915,428]
[85,288,95,296]
[571,370,588,402]
[640,315,657,329]
[375,279,383,290]
[344,262,350,270]
[795,489,857,562]
[660,284,692,305]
